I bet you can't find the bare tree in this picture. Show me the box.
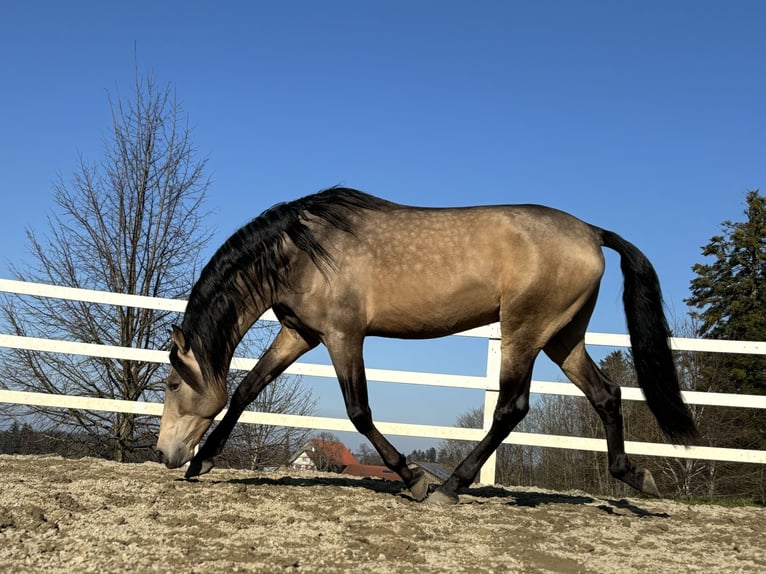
[1,73,211,462]
[647,318,746,499]
[357,442,384,465]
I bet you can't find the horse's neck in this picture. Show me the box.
[235,304,265,340]
[200,299,266,390]
[231,293,272,348]
[225,242,298,352]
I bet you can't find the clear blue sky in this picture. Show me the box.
[1,2,764,452]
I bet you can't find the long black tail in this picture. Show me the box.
[598,227,699,444]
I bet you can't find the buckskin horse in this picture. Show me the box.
[157,187,697,504]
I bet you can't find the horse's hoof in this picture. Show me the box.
[638,469,660,497]
[407,464,429,502]
[426,488,459,506]
[184,457,215,479]
[619,467,660,497]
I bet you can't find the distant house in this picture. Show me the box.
[341,464,401,482]
[289,439,360,474]
[411,461,452,484]
[288,439,453,486]
[341,461,451,484]
[289,439,405,482]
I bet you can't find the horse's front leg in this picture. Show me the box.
[185,326,316,478]
[325,334,430,501]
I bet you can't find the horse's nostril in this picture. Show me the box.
[156,448,169,465]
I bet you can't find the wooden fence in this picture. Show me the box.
[0,278,764,484]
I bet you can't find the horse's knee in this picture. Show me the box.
[493,394,529,428]
[346,405,373,433]
[513,393,530,416]
[232,385,250,406]
[232,377,264,406]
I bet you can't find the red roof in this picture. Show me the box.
[306,439,360,466]
[342,464,402,482]
[291,440,403,482]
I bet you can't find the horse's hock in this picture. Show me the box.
[1,455,763,573]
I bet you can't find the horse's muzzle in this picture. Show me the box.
[156,446,190,469]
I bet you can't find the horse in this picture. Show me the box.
[156,186,698,504]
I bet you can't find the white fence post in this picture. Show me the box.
[479,337,503,485]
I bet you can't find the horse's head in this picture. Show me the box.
[156,325,227,468]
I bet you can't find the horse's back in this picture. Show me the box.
[354,203,603,281]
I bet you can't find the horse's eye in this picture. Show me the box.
[166,381,181,392]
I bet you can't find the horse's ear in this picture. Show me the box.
[171,325,191,353]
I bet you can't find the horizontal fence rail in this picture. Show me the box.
[0,278,765,485]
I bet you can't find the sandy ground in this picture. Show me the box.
[0,455,763,573]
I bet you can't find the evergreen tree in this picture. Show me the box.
[686,190,765,396]
[685,190,765,499]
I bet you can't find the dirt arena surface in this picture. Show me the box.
[0,455,764,573]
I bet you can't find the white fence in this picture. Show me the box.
[0,278,764,485]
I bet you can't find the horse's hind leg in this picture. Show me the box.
[325,334,429,501]
[544,332,660,497]
[429,340,538,505]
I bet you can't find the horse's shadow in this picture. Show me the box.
[461,484,668,517]
[219,474,402,495]
[185,474,668,518]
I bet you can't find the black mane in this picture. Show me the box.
[181,187,390,384]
